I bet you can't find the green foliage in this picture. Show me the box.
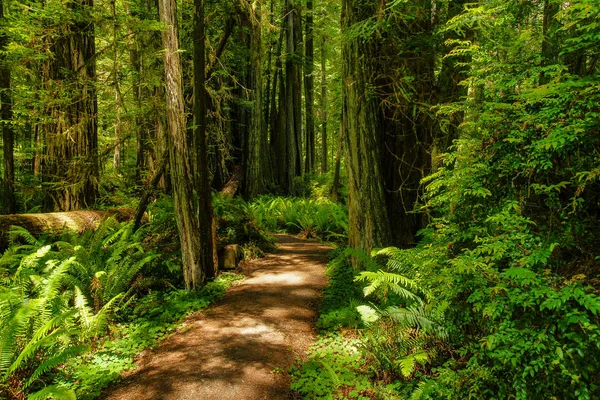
[294,247,445,398]
[291,334,375,400]
[388,1,600,398]
[0,220,162,398]
[316,250,363,330]
[249,196,348,242]
[212,193,276,257]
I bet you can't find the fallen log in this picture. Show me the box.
[0,208,138,251]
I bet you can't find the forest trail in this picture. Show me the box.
[102,234,330,400]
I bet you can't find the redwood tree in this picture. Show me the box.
[159,0,208,289]
[41,0,99,212]
[0,0,15,214]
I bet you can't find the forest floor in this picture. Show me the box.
[101,234,331,400]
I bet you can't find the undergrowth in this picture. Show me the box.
[58,273,242,399]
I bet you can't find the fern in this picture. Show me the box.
[409,379,437,400]
[356,271,423,304]
[24,345,87,389]
[27,384,76,400]
[0,221,159,397]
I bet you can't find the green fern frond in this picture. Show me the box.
[356,271,423,304]
[5,309,77,378]
[8,226,40,247]
[24,345,87,389]
[85,293,123,338]
[27,384,76,400]
[409,379,437,400]
[383,306,447,338]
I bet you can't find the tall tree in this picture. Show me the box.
[159,0,206,289]
[320,35,327,173]
[193,0,217,279]
[304,0,315,173]
[0,0,16,214]
[41,0,99,211]
[342,0,435,252]
[341,0,393,253]
[243,0,268,198]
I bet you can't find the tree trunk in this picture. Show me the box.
[284,0,297,193]
[304,0,314,174]
[243,0,268,198]
[271,18,286,191]
[320,36,328,174]
[342,0,393,254]
[193,0,217,279]
[0,0,16,214]
[41,0,99,212]
[292,4,303,177]
[159,0,206,290]
[330,123,343,203]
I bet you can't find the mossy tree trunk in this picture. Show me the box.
[243,0,268,198]
[41,0,99,212]
[0,0,16,214]
[320,36,328,174]
[342,0,436,252]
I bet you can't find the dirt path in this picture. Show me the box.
[102,234,330,400]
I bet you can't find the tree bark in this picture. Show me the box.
[320,36,328,174]
[159,0,206,290]
[0,0,16,214]
[330,123,343,203]
[284,0,297,193]
[243,0,268,198]
[41,0,99,212]
[342,0,394,254]
[193,0,217,279]
[304,0,315,174]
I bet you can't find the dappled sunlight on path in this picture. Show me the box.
[101,234,330,400]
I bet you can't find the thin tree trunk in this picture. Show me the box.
[304,0,314,174]
[134,150,168,232]
[330,124,343,203]
[292,4,303,177]
[113,92,122,170]
[320,36,327,174]
[271,18,285,190]
[159,0,206,289]
[284,0,297,193]
[128,3,146,184]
